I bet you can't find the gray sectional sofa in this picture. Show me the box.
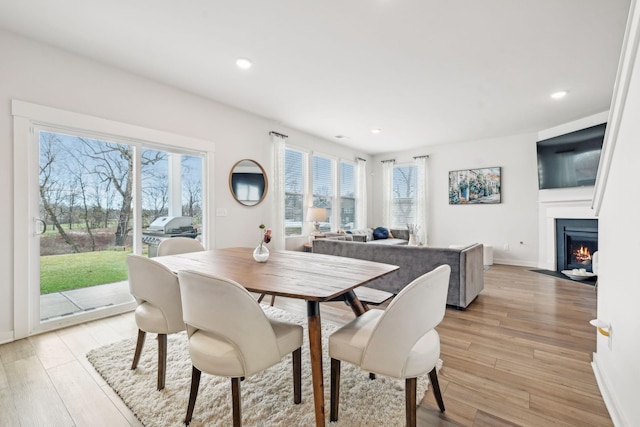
[312,238,484,309]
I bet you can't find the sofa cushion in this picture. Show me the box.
[348,228,373,242]
[325,235,353,241]
[369,238,407,246]
[372,227,389,240]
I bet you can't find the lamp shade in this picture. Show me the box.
[307,207,327,222]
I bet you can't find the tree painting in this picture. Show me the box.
[449,167,501,204]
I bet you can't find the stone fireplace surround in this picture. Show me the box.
[538,187,597,272]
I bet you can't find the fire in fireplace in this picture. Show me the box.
[556,219,598,273]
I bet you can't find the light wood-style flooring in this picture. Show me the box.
[0,265,610,426]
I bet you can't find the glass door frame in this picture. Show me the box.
[12,100,215,338]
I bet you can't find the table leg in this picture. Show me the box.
[307,301,325,427]
[344,290,367,316]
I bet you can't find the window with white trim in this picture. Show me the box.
[339,161,356,231]
[284,148,305,236]
[391,164,417,227]
[283,147,359,236]
[312,155,334,233]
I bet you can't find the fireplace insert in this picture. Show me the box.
[555,219,598,273]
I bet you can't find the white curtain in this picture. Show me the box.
[414,156,429,246]
[270,133,286,250]
[355,158,367,229]
[381,160,394,228]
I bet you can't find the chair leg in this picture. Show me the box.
[131,329,146,370]
[184,366,201,425]
[157,333,167,390]
[330,358,341,422]
[428,367,446,412]
[292,347,302,404]
[406,377,417,427]
[231,377,242,427]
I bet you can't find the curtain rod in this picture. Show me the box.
[380,159,396,163]
[356,157,367,162]
[269,131,288,138]
[413,155,430,159]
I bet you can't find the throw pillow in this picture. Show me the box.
[372,226,389,240]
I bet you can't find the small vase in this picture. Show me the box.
[253,244,269,262]
[408,234,418,246]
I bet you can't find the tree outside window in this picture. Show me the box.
[312,155,334,233]
[391,165,417,228]
[284,149,304,236]
[340,161,355,230]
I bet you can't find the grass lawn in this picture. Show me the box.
[40,250,131,294]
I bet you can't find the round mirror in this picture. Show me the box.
[229,159,268,206]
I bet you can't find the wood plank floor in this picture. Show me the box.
[0,264,610,426]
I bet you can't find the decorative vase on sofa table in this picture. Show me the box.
[408,234,418,246]
[253,244,269,262]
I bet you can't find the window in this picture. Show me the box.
[283,147,359,236]
[140,150,203,230]
[284,148,305,236]
[392,164,417,227]
[312,155,334,232]
[340,161,355,230]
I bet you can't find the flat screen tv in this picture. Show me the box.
[536,123,606,190]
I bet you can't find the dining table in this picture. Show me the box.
[151,246,399,427]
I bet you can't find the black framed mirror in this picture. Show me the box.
[229,159,268,206]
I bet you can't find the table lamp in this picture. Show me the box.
[307,207,327,235]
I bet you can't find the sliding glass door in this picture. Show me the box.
[33,127,204,330]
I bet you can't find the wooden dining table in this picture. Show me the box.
[151,246,398,427]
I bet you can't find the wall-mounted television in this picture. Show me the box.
[536,123,606,190]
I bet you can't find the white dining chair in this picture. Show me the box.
[157,237,204,256]
[328,264,451,427]
[177,270,303,426]
[126,254,185,390]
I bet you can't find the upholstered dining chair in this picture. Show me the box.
[157,237,205,257]
[328,264,451,427]
[126,254,185,390]
[177,270,303,427]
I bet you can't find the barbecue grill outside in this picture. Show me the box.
[142,216,199,257]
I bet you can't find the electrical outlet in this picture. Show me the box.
[503,243,509,251]
[216,208,228,217]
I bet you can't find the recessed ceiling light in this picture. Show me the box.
[371,128,382,134]
[335,135,349,140]
[551,90,568,100]
[236,58,253,70]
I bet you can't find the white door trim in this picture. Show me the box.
[12,100,215,339]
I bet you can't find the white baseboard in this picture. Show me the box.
[492,258,539,268]
[0,330,15,345]
[592,353,627,426]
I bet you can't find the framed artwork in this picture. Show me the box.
[449,167,501,204]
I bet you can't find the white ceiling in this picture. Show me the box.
[0,0,631,154]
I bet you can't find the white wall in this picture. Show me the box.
[0,29,368,341]
[590,1,640,424]
[371,133,540,266]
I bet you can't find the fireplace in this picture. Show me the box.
[555,219,598,273]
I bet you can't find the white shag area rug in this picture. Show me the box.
[87,305,441,426]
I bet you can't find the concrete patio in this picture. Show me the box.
[40,281,134,321]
